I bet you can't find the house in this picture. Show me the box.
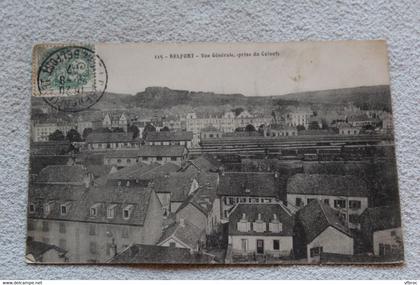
[157,218,206,251]
[284,106,313,129]
[35,165,94,186]
[150,171,200,214]
[26,238,68,263]
[145,131,193,148]
[294,199,353,263]
[360,205,403,257]
[227,204,294,260]
[162,115,182,131]
[337,122,360,135]
[104,145,188,167]
[200,126,223,140]
[109,244,215,264]
[175,172,220,234]
[27,180,164,263]
[267,124,298,137]
[216,172,285,220]
[102,112,128,131]
[85,132,139,151]
[347,113,379,128]
[287,174,369,229]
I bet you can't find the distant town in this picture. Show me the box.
[26,86,403,264]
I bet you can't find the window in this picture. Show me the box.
[324,199,330,205]
[142,157,147,161]
[307,198,315,204]
[42,221,49,232]
[117,159,122,163]
[29,204,35,213]
[123,205,133,219]
[171,157,177,161]
[273,240,280,250]
[127,159,131,163]
[169,242,176,248]
[349,200,361,209]
[89,224,96,236]
[27,221,35,231]
[44,201,54,215]
[122,228,129,239]
[156,156,162,161]
[228,197,235,205]
[310,246,323,257]
[59,238,66,249]
[241,239,248,251]
[89,242,97,254]
[295,198,302,207]
[59,222,66,234]
[107,204,117,219]
[90,208,97,217]
[60,202,71,215]
[334,199,346,208]
[253,221,266,233]
[379,243,391,256]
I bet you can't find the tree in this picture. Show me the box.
[66,129,82,142]
[308,121,320,130]
[127,125,140,138]
[245,124,256,132]
[49,130,65,141]
[296,125,305,131]
[143,123,156,139]
[82,128,93,139]
[231,107,244,116]
[235,127,244,132]
[160,126,170,132]
[95,127,112,133]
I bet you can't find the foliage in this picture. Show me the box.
[48,130,65,141]
[66,129,82,142]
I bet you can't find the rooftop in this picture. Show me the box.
[217,172,281,198]
[104,145,187,158]
[360,205,402,232]
[145,131,193,141]
[36,165,90,184]
[287,174,369,197]
[296,199,351,243]
[109,244,214,264]
[228,203,294,236]
[86,132,135,143]
[159,219,205,249]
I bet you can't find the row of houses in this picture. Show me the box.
[27,155,403,263]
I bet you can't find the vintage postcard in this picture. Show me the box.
[27,41,403,264]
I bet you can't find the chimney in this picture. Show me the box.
[273,214,278,221]
[274,172,279,178]
[83,173,91,189]
[126,181,130,187]
[241,213,247,220]
[179,218,185,227]
[257,213,262,221]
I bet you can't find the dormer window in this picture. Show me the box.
[237,213,251,232]
[60,202,71,215]
[123,205,134,220]
[44,201,54,215]
[253,213,266,233]
[107,204,117,219]
[90,203,101,217]
[269,214,282,233]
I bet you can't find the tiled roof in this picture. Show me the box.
[228,203,294,236]
[109,244,214,264]
[145,131,193,142]
[296,199,351,243]
[28,181,154,226]
[107,162,160,180]
[158,219,205,249]
[287,174,369,197]
[217,172,280,198]
[26,239,66,261]
[36,165,90,184]
[348,113,370,122]
[151,172,196,202]
[298,129,337,136]
[360,205,401,232]
[86,132,134,143]
[181,155,221,173]
[86,164,113,178]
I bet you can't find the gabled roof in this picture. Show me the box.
[228,203,294,236]
[181,155,221,173]
[217,172,280,198]
[109,244,214,264]
[28,181,154,226]
[104,146,187,158]
[158,220,205,249]
[36,165,90,184]
[296,199,351,243]
[151,172,196,202]
[86,132,134,143]
[107,162,160,180]
[26,239,67,261]
[86,164,113,178]
[145,131,193,141]
[360,205,402,232]
[287,174,369,197]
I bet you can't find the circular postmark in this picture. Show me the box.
[37,46,108,112]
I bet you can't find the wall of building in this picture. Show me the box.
[229,235,293,256]
[306,226,353,263]
[176,204,207,231]
[373,227,403,256]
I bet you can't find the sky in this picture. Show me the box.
[96,40,390,96]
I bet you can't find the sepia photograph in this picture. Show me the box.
[27,41,403,264]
